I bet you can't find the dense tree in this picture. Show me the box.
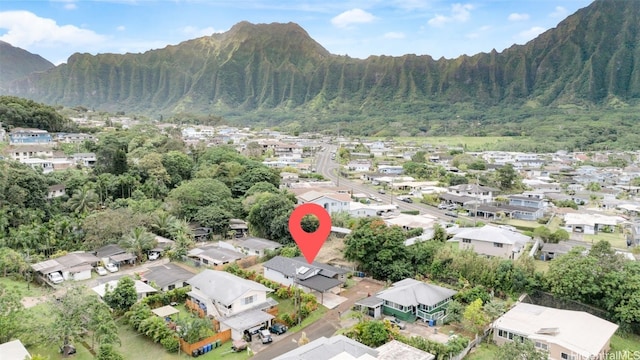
[496,164,520,190]
[0,161,48,229]
[66,186,99,214]
[245,181,279,197]
[346,320,392,347]
[194,205,233,235]
[463,299,489,335]
[103,276,138,313]
[166,178,233,220]
[162,150,194,187]
[247,192,295,243]
[344,218,411,281]
[496,339,548,360]
[0,96,72,131]
[119,227,157,261]
[82,208,150,249]
[96,344,125,360]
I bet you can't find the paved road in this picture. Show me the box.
[316,145,450,221]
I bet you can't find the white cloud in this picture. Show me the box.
[550,6,567,18]
[331,8,376,28]
[466,25,491,39]
[0,10,106,48]
[116,25,126,32]
[428,3,473,27]
[517,26,546,41]
[181,26,219,37]
[64,3,77,10]
[393,0,431,10]
[508,13,529,22]
[383,31,405,39]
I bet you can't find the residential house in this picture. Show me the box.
[94,244,137,266]
[223,237,283,257]
[493,303,618,360]
[0,339,31,360]
[187,245,245,267]
[447,184,498,203]
[296,189,351,214]
[378,165,404,175]
[47,184,66,199]
[263,256,348,302]
[6,145,53,161]
[349,202,398,218]
[73,152,97,167]
[508,195,546,209]
[347,160,373,173]
[31,252,101,282]
[186,270,278,340]
[358,278,457,322]
[454,225,532,259]
[140,263,195,291]
[9,128,52,145]
[540,240,592,261]
[229,218,249,238]
[383,213,438,232]
[273,335,435,360]
[563,212,626,234]
[54,132,96,144]
[92,278,157,301]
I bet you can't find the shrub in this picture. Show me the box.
[161,336,180,353]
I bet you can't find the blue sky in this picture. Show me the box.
[1,0,593,65]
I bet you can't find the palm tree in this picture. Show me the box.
[150,211,177,238]
[119,227,157,261]
[66,187,99,214]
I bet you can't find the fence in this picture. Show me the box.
[179,328,231,356]
[449,328,491,360]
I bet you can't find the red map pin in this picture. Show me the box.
[288,203,332,264]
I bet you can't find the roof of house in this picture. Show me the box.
[273,335,378,360]
[92,278,157,298]
[0,339,31,360]
[95,244,126,258]
[186,270,273,306]
[376,340,435,360]
[355,296,384,308]
[263,256,348,280]
[439,193,477,204]
[188,246,245,263]
[31,252,100,274]
[298,275,344,292]
[452,225,532,245]
[141,263,195,289]
[219,308,275,332]
[493,303,619,358]
[235,237,282,251]
[376,278,457,308]
[564,212,626,227]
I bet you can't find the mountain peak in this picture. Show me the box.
[0,41,54,85]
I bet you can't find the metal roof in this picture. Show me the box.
[376,278,457,308]
[186,270,272,306]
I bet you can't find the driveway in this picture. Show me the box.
[251,278,385,359]
[317,292,348,310]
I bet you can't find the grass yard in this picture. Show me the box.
[611,333,640,352]
[269,294,296,317]
[533,260,551,273]
[464,342,499,360]
[0,276,49,298]
[197,341,252,360]
[584,232,628,249]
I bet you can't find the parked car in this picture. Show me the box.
[95,266,108,276]
[258,329,272,344]
[399,197,413,203]
[384,317,406,330]
[105,263,118,273]
[148,251,160,261]
[445,211,458,218]
[269,323,288,335]
[437,203,448,209]
[378,189,386,194]
[48,272,64,284]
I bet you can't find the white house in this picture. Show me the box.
[348,202,398,218]
[263,256,347,298]
[296,190,351,214]
[92,279,158,301]
[453,225,532,259]
[447,184,498,203]
[563,212,626,235]
[186,270,277,340]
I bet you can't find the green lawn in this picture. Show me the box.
[269,294,295,317]
[611,333,640,352]
[533,260,550,273]
[197,341,251,360]
[584,232,627,249]
[287,305,329,334]
[464,342,499,360]
[0,276,49,298]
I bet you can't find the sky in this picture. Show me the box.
[1,0,594,65]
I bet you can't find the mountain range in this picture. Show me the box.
[1,0,640,134]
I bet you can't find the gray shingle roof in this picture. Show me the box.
[186,270,272,306]
[376,279,457,308]
[142,263,195,289]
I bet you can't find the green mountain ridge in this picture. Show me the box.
[2,0,640,131]
[0,40,55,84]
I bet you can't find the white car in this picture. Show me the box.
[95,266,108,276]
[105,263,118,273]
[148,251,160,261]
[48,272,64,284]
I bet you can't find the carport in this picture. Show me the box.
[152,305,180,320]
[219,309,274,340]
[296,275,344,307]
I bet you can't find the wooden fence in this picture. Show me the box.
[178,328,231,355]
